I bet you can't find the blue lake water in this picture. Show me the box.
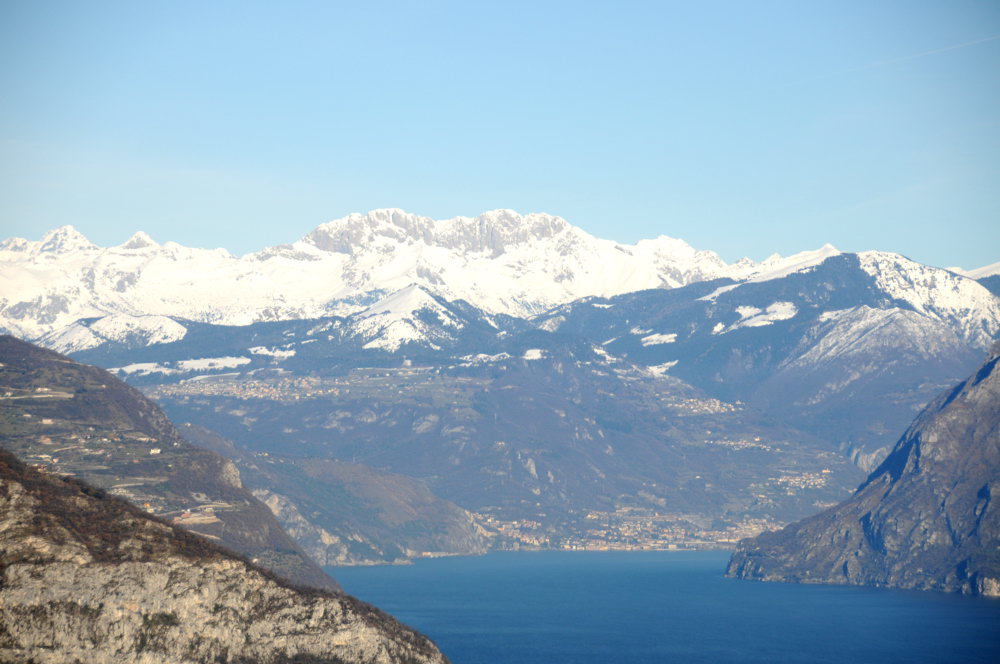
[330,550,1000,664]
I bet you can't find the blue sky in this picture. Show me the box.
[1,0,998,268]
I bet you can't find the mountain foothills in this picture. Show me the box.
[0,448,448,663]
[727,343,1000,597]
[1,210,998,569]
[0,336,336,590]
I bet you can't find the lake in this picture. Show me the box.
[331,550,1000,663]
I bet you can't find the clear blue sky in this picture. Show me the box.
[1,0,998,268]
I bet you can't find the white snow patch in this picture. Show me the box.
[640,333,677,346]
[523,348,546,360]
[185,372,240,382]
[714,302,798,334]
[113,362,178,376]
[698,283,740,301]
[248,346,296,359]
[176,356,251,371]
[460,352,512,364]
[646,361,679,376]
[629,326,652,335]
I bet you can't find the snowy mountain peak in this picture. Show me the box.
[359,284,447,321]
[38,226,96,254]
[37,314,188,354]
[352,284,467,352]
[118,231,159,250]
[858,250,1000,348]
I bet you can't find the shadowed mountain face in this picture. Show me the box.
[0,335,336,591]
[182,423,489,566]
[0,449,448,663]
[726,344,1000,596]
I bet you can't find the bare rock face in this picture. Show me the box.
[0,451,449,664]
[727,343,1000,596]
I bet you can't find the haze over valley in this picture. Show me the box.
[3,210,997,573]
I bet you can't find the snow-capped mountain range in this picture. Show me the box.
[2,208,849,341]
[9,209,997,477]
[2,209,998,380]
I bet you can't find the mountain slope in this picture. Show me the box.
[726,343,1000,596]
[545,252,1000,465]
[0,335,335,590]
[182,423,489,566]
[0,449,448,663]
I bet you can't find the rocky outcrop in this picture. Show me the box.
[727,344,1000,596]
[0,450,448,663]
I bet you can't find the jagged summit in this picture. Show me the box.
[303,208,578,255]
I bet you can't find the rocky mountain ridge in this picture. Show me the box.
[0,448,448,663]
[725,343,1000,596]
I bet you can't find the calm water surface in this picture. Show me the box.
[331,551,1000,664]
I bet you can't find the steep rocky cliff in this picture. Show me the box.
[0,449,448,663]
[727,344,1000,596]
[0,335,335,590]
